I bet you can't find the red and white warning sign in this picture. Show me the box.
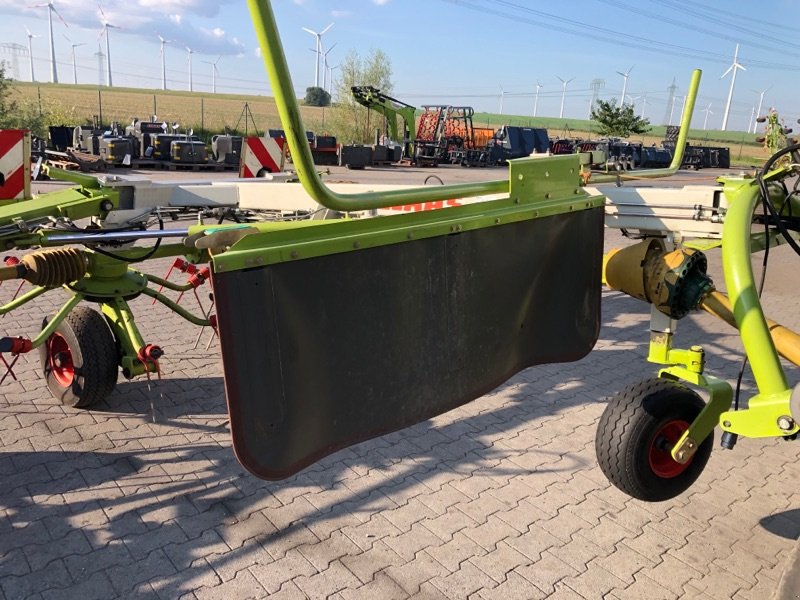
[0,130,31,201]
[239,136,286,178]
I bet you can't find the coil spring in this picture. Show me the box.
[21,248,88,287]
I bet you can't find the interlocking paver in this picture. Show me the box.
[469,540,530,584]
[0,176,798,599]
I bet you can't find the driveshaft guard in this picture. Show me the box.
[213,207,604,480]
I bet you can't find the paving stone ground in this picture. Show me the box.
[0,183,798,599]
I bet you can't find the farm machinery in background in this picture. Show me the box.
[0,0,797,517]
[350,86,730,172]
[350,85,550,168]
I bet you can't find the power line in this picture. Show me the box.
[600,0,800,58]
[442,0,800,72]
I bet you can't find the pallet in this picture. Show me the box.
[46,159,80,171]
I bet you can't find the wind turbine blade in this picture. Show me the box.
[735,63,746,71]
[25,26,32,36]
[721,65,733,78]
[301,27,316,35]
[98,3,107,23]
[615,71,624,77]
[50,4,68,27]
[320,22,334,35]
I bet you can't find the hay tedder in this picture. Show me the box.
[0,0,798,503]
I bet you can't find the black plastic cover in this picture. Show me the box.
[213,207,604,480]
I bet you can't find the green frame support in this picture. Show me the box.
[718,172,796,438]
[645,173,797,457]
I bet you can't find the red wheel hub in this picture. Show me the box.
[47,333,74,387]
[649,419,691,478]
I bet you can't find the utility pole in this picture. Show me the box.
[588,78,604,118]
[663,77,677,125]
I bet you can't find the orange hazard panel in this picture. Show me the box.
[239,136,286,178]
[473,127,495,148]
[0,130,31,200]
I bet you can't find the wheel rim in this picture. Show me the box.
[47,333,75,388]
[649,419,691,478]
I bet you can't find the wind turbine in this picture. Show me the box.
[25,27,40,82]
[301,23,333,88]
[98,5,117,87]
[616,65,633,106]
[327,63,339,95]
[157,34,171,90]
[322,43,336,92]
[533,81,542,117]
[31,1,67,83]
[186,46,194,92]
[627,95,641,110]
[64,35,85,84]
[499,85,504,115]
[720,44,745,131]
[557,76,574,119]
[752,86,771,133]
[640,94,648,119]
[702,102,713,130]
[202,55,221,93]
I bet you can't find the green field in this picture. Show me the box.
[10,81,332,136]
[10,81,767,164]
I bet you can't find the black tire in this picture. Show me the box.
[595,378,712,502]
[39,306,119,408]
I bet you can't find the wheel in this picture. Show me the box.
[39,306,119,408]
[595,378,712,502]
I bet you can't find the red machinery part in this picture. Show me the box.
[188,267,211,288]
[137,344,164,364]
[0,336,33,354]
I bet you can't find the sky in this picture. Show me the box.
[0,0,797,133]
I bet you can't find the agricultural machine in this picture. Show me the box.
[351,85,417,160]
[0,0,798,505]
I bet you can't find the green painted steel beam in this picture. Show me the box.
[212,155,602,273]
[0,186,117,236]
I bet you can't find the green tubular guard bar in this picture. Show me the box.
[248,0,507,210]
[590,69,701,184]
[718,173,796,438]
[723,177,788,396]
